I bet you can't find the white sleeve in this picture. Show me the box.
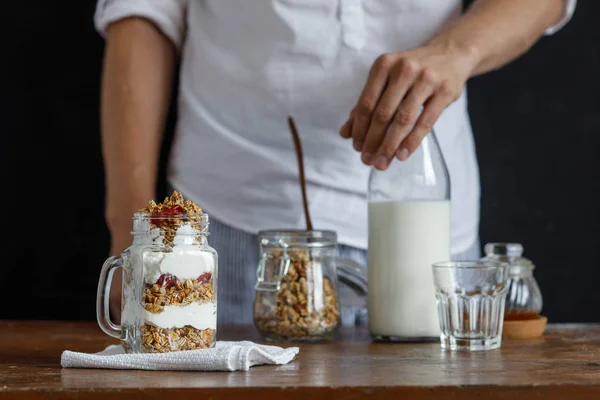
[544,0,576,35]
[94,0,188,50]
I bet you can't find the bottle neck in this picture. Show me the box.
[368,130,450,202]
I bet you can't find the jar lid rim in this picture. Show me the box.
[432,260,507,270]
[258,229,337,244]
[131,212,209,232]
[133,211,207,217]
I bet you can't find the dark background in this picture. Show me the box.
[1,1,598,322]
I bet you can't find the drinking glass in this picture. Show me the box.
[432,261,509,351]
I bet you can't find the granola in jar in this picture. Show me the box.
[254,236,341,342]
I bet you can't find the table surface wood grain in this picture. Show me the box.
[1,320,600,399]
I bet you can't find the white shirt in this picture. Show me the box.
[94,0,576,254]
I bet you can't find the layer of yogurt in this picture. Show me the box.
[144,302,217,331]
[132,221,215,284]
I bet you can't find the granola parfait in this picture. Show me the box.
[97,191,218,353]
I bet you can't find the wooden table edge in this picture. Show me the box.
[2,384,600,400]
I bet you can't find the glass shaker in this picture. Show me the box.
[97,204,218,353]
[367,129,450,341]
[481,243,543,320]
[253,230,367,342]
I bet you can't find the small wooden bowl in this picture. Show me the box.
[502,315,548,339]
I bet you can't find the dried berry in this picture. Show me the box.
[156,273,177,288]
[197,272,212,284]
[151,205,186,225]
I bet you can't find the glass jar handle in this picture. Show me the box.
[335,257,368,297]
[255,239,290,292]
[96,255,123,339]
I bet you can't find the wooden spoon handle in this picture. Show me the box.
[287,116,313,232]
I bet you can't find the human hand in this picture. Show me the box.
[340,43,478,170]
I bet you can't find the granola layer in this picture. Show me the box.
[142,325,215,352]
[144,277,215,312]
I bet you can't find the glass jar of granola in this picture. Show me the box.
[97,191,218,353]
[253,230,367,342]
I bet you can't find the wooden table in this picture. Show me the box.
[1,321,600,399]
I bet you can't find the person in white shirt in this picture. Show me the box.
[95,0,576,325]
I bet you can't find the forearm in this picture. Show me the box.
[101,16,177,249]
[427,0,565,77]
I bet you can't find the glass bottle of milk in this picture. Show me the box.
[367,129,450,341]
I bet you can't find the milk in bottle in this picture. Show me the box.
[367,130,450,341]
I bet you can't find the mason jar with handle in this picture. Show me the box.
[253,230,367,342]
[97,211,218,353]
[367,129,451,341]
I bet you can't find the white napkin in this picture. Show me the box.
[61,341,299,372]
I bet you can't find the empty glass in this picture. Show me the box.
[432,261,509,351]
